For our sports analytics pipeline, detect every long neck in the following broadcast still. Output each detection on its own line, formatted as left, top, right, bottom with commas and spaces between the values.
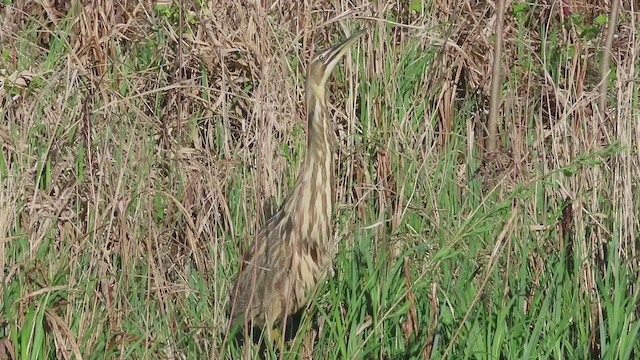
306, 88, 337, 165
304, 88, 336, 208
279, 87, 336, 247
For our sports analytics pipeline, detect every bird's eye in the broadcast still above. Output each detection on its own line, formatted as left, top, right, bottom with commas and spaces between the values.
318, 54, 326, 61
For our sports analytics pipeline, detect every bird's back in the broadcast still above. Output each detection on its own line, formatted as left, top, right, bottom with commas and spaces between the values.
230, 202, 332, 327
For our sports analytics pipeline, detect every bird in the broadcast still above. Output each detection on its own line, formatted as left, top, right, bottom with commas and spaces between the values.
229, 30, 365, 344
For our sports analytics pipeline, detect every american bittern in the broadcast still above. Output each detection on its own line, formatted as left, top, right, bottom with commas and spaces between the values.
230, 30, 365, 341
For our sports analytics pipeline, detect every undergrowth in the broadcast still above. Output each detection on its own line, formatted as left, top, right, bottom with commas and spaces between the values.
1, 1, 638, 359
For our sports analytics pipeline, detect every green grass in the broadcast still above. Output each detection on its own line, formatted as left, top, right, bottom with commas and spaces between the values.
1, 1, 639, 359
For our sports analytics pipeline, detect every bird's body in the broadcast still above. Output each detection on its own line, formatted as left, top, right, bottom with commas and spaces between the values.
230, 31, 364, 336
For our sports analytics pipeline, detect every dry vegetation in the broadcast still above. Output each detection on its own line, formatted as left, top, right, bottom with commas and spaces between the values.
1, 0, 639, 359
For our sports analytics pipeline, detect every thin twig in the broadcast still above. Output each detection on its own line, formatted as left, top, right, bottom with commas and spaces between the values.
487, 0, 506, 153
598, 0, 620, 116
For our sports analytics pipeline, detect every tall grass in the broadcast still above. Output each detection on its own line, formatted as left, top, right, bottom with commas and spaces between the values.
1, 1, 638, 359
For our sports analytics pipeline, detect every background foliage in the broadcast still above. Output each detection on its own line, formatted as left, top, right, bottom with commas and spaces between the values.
1, 0, 638, 359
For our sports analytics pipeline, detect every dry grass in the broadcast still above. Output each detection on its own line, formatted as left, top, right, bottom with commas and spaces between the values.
1, 0, 639, 358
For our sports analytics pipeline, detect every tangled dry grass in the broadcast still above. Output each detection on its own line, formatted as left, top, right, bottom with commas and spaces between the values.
1, 0, 638, 358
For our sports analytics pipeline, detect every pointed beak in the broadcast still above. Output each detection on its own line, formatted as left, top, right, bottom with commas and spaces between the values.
322, 30, 366, 68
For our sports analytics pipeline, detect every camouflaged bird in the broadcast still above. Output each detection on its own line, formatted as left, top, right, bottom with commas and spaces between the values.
229, 30, 365, 342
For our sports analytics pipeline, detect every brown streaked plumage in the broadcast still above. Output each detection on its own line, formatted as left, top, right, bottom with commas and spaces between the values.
230, 30, 365, 339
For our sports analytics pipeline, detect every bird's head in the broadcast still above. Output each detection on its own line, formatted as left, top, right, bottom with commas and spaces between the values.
307, 30, 365, 97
